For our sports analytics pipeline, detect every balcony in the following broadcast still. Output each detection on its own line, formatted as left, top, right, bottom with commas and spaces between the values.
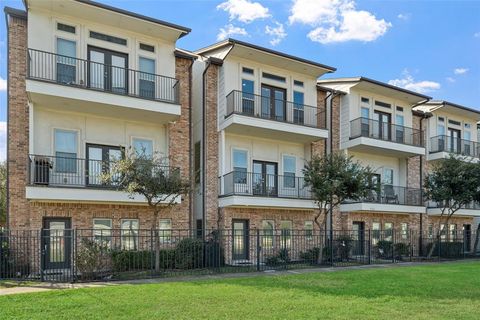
341, 184, 425, 214
218, 171, 316, 209
427, 200, 480, 216
429, 135, 480, 161
221, 90, 328, 143
346, 117, 425, 156
26, 49, 181, 123
26, 154, 180, 204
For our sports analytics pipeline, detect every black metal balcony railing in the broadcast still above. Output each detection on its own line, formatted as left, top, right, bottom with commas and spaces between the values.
430, 135, 480, 158
219, 171, 312, 199
345, 184, 423, 206
27, 48, 180, 104
350, 117, 424, 147
428, 200, 480, 210
226, 90, 326, 129
28, 154, 177, 188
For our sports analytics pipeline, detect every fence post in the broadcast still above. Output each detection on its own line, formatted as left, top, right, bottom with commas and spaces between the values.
368, 229, 371, 265
463, 229, 466, 259
150, 228, 154, 276
256, 229, 260, 272
392, 231, 395, 263
330, 231, 334, 267
40, 229, 45, 282
437, 235, 441, 262
70, 228, 76, 283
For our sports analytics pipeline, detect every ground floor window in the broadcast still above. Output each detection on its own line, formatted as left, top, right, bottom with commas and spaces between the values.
261, 220, 275, 249
304, 221, 314, 240
400, 223, 409, 240
384, 222, 393, 241
93, 218, 112, 247
449, 224, 457, 242
159, 219, 172, 243
372, 222, 381, 245
121, 219, 139, 250
280, 220, 292, 249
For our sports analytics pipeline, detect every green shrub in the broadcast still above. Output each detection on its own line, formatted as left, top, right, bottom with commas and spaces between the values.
265, 248, 290, 267
204, 231, 225, 268
76, 238, 111, 280
111, 249, 175, 272
335, 235, 354, 261
375, 240, 393, 258
174, 238, 203, 269
394, 243, 410, 256
426, 241, 463, 258
300, 247, 321, 263
265, 254, 281, 266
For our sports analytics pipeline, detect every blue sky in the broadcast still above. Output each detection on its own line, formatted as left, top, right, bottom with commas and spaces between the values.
1, 0, 480, 160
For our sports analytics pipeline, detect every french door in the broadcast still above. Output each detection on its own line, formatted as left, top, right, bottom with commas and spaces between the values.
447, 128, 461, 153
86, 144, 122, 186
352, 222, 365, 256
232, 220, 249, 261
373, 111, 391, 141
42, 218, 71, 270
88, 46, 128, 94
253, 161, 278, 197
261, 85, 286, 121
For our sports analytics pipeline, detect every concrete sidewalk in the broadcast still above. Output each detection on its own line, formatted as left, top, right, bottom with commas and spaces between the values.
1, 259, 476, 296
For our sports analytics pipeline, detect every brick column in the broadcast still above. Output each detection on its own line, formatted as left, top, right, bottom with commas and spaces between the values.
7, 14, 30, 229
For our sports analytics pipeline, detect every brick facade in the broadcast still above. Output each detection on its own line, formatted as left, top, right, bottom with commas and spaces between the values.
6, 16, 193, 231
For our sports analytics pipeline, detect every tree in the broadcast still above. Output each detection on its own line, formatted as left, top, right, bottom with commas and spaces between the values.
103, 148, 190, 271
0, 162, 6, 227
424, 156, 480, 257
303, 152, 376, 262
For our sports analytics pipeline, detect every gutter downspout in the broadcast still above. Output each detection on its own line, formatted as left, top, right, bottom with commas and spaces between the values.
187, 58, 194, 232
201, 59, 212, 235
418, 110, 432, 252
4, 11, 10, 229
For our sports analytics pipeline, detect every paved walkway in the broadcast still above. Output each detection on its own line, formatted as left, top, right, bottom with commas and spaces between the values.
1, 260, 476, 296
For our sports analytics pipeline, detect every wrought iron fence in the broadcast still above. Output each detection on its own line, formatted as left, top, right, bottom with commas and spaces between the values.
350, 117, 424, 147
1, 228, 478, 283
27, 48, 180, 104
226, 90, 326, 129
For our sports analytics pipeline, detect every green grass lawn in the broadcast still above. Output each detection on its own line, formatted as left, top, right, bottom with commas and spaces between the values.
1, 261, 479, 319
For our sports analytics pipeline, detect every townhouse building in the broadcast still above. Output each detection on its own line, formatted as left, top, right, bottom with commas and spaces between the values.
5, 0, 195, 243
192, 39, 340, 259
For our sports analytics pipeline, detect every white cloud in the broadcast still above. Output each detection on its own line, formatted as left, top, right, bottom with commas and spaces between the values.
446, 77, 456, 83
0, 77, 6, 92
454, 68, 468, 75
0, 122, 5, 162
288, 0, 391, 44
217, 24, 248, 41
397, 13, 411, 21
474, 32, 480, 38
217, 0, 270, 24
265, 22, 287, 46
388, 70, 440, 94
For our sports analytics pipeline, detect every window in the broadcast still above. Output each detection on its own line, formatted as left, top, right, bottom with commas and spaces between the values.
382, 168, 394, 185
261, 220, 274, 249
159, 219, 172, 243
384, 222, 393, 241
90, 31, 127, 45
57, 23, 75, 34
233, 149, 248, 184
242, 67, 254, 75
133, 138, 153, 158
121, 219, 139, 250
54, 129, 77, 173
241, 79, 255, 115
438, 117, 445, 135
56, 38, 76, 84
293, 91, 304, 124
139, 43, 155, 52
464, 130, 472, 155
400, 223, 409, 240
448, 119, 461, 126
194, 142, 201, 185
262, 72, 286, 83
375, 100, 391, 109
361, 97, 370, 104
395, 114, 405, 143
428, 224, 434, 239
372, 222, 381, 245
93, 219, 112, 246
449, 224, 457, 242
294, 80, 304, 87
396, 106, 404, 112
283, 155, 296, 188
139, 57, 156, 99
280, 220, 292, 249
440, 224, 446, 240
305, 221, 313, 240
360, 107, 370, 137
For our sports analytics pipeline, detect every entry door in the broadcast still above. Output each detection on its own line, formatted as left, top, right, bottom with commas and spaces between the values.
253, 161, 278, 197
86, 144, 122, 186
261, 85, 286, 121
232, 220, 249, 260
43, 218, 71, 269
373, 111, 391, 141
88, 46, 128, 94
463, 224, 471, 252
352, 222, 365, 256
448, 128, 461, 153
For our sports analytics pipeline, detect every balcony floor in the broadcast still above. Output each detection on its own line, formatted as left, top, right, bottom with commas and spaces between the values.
343, 136, 426, 157
219, 195, 317, 210
340, 202, 426, 214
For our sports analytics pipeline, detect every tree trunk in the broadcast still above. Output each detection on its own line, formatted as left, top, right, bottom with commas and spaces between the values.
472, 223, 480, 255
152, 209, 161, 273
314, 209, 327, 265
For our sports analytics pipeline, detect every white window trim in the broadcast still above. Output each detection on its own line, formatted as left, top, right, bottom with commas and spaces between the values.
282, 154, 297, 190
131, 136, 156, 156
382, 167, 394, 185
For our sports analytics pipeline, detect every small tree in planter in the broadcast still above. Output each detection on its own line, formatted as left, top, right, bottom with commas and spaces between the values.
424, 156, 480, 258
303, 152, 376, 264
103, 148, 190, 272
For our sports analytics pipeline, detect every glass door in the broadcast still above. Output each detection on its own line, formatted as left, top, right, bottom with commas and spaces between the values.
88, 46, 128, 94
448, 128, 461, 153
42, 218, 71, 269
253, 161, 278, 197
352, 222, 365, 256
373, 111, 391, 141
232, 220, 249, 261
86, 144, 122, 186
261, 85, 286, 121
